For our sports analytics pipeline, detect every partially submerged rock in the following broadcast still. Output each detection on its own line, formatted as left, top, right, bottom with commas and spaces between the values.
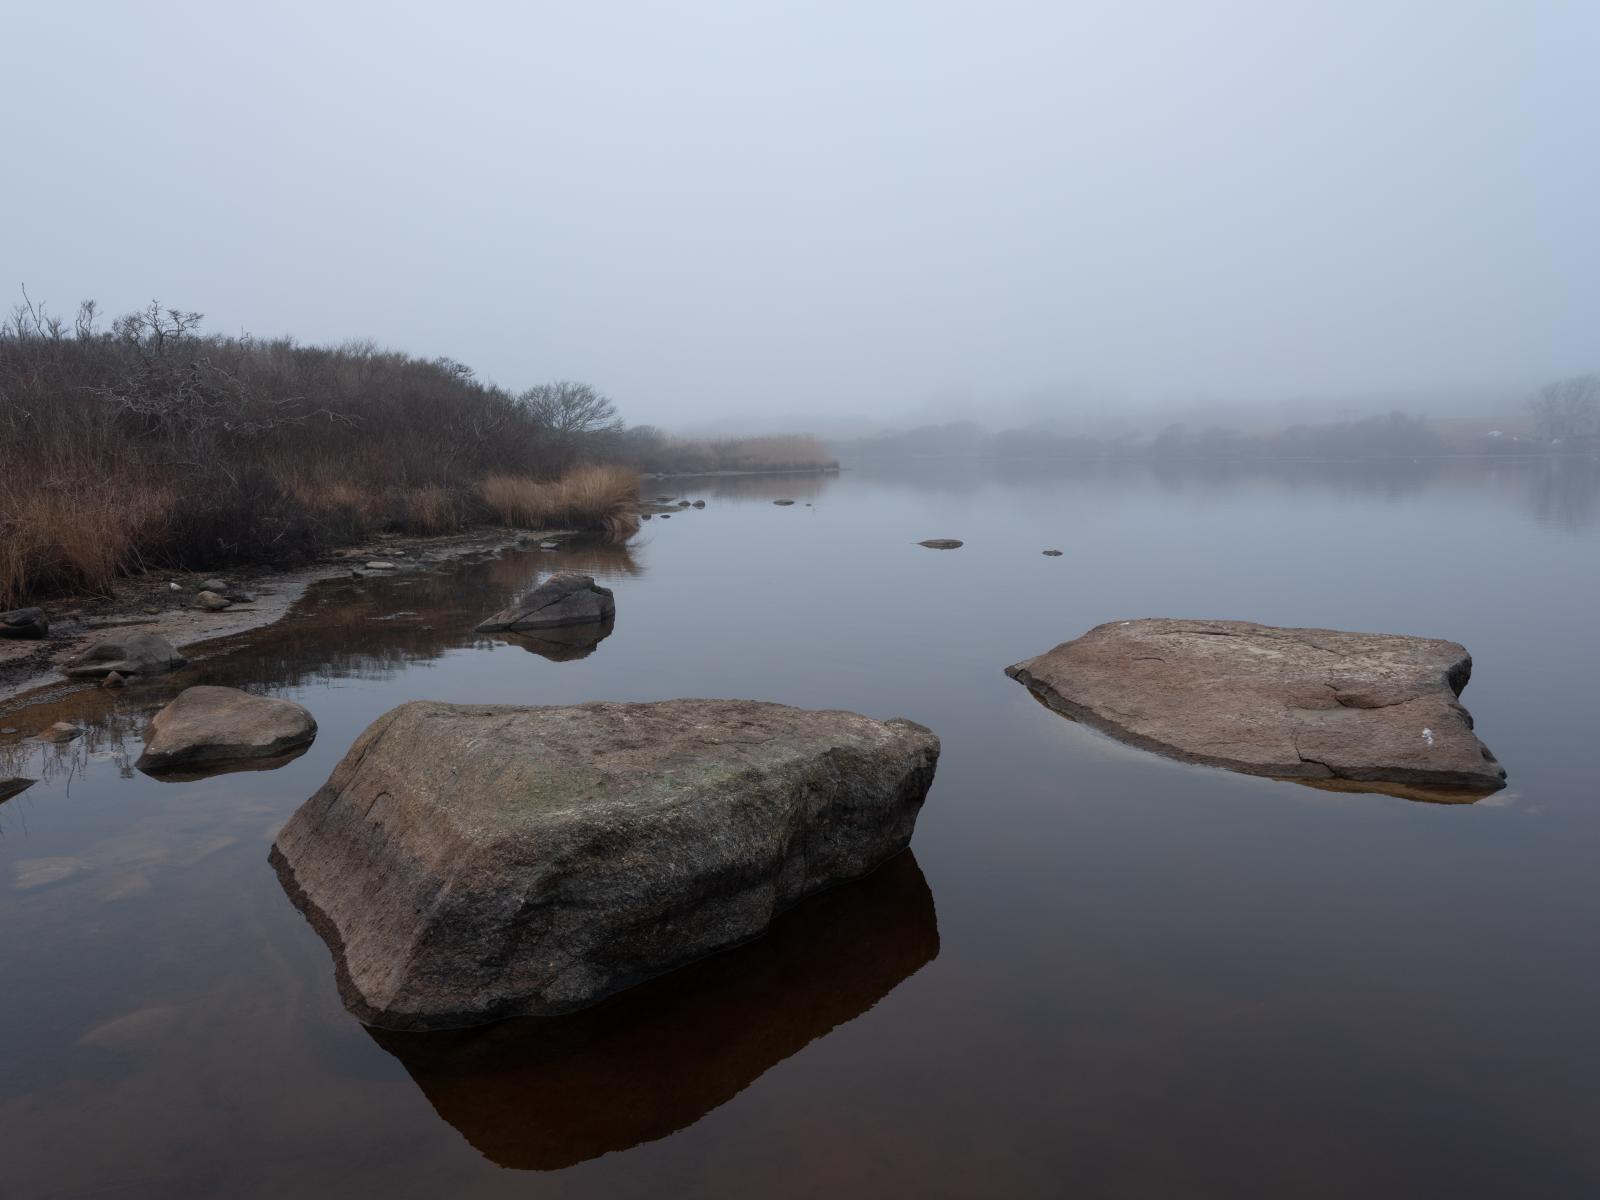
918, 538, 963, 549
1006, 619, 1505, 798
0, 777, 36, 804
41, 722, 81, 744
193, 590, 231, 612
773, 499, 795, 506
1042, 549, 1063, 557
476, 572, 614, 632
137, 685, 317, 775
1, 607, 49, 639
271, 698, 940, 1029
65, 633, 186, 679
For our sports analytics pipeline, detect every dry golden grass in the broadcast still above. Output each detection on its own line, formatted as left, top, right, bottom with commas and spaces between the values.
0, 479, 174, 606
287, 478, 386, 525
0, 464, 636, 608
476, 465, 640, 540
401, 484, 463, 535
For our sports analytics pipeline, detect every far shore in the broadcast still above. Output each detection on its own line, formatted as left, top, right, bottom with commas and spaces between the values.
642, 464, 842, 480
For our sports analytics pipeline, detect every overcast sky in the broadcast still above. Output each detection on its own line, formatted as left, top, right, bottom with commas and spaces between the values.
5, 1, 1596, 429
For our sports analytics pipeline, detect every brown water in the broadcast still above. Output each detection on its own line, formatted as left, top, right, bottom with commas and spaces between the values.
2, 458, 1598, 1198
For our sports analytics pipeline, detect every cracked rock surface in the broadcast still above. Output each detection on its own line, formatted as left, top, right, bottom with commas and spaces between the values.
271, 698, 940, 1029
1006, 619, 1505, 798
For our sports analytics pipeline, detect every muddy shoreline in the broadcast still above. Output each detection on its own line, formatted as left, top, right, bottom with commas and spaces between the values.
0, 527, 571, 709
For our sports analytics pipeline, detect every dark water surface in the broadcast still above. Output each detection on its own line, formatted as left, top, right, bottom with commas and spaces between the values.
2, 458, 1598, 1198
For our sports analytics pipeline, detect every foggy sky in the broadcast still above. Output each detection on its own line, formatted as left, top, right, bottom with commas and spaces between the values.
6, 1, 1597, 429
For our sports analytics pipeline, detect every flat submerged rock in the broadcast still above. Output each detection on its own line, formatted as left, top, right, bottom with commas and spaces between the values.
271, 698, 940, 1029
1006, 619, 1505, 799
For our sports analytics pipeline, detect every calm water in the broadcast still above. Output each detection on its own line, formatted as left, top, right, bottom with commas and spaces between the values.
2, 458, 1599, 1198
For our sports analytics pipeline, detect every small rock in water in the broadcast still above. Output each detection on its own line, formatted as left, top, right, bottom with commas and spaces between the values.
200, 578, 228, 593
918, 539, 963, 550
141, 605, 161, 615
641, 513, 654, 520
677, 500, 691, 508
0, 607, 49, 640
137, 685, 318, 774
193, 590, 231, 612
539, 541, 560, 551
1042, 549, 1063, 557
65, 633, 186, 679
168, 581, 182, 592
477, 572, 614, 632
773, 499, 795, 506
224, 590, 254, 604
692, 499, 706, 508
41, 722, 82, 743
366, 561, 396, 571
659, 514, 672, 519
102, 671, 127, 689
0, 777, 36, 803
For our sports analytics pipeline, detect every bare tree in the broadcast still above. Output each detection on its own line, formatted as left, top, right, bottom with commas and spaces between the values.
1531, 373, 1600, 441
519, 380, 622, 467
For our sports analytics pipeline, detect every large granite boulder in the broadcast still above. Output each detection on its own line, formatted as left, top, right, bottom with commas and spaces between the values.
271, 699, 940, 1029
1006, 619, 1506, 797
136, 686, 317, 774
1, 608, 48, 639
367, 850, 938, 1170
65, 632, 186, 679
476, 572, 614, 633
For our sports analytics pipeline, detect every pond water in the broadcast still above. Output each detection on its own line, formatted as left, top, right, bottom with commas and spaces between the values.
2, 457, 1598, 1198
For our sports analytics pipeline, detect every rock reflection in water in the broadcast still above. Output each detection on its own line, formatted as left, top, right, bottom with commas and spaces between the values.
500, 617, 614, 662
135, 743, 313, 783
367, 849, 938, 1171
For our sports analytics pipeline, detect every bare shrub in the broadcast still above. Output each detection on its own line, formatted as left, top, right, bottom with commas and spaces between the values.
0, 295, 640, 605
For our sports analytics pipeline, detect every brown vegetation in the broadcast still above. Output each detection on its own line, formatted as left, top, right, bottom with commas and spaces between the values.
475, 466, 640, 541
0, 297, 636, 607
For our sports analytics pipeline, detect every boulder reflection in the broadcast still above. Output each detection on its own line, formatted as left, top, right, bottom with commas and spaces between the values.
367, 849, 938, 1171
499, 617, 614, 662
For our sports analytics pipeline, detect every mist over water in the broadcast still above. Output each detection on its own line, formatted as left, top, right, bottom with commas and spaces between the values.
5, 3, 1600, 1195
6, 2, 1598, 427
3, 461, 1600, 1195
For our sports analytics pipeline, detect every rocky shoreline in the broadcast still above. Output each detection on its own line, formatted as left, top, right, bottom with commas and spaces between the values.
0, 527, 571, 708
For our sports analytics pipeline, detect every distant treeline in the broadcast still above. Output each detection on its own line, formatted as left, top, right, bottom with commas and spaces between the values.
0, 297, 638, 605
612, 429, 838, 475
844, 384, 1600, 464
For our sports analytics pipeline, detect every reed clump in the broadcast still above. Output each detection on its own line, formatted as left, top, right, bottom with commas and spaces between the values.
476, 465, 641, 540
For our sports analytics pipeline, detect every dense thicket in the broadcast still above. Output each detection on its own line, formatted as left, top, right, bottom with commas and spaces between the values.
0, 298, 635, 604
